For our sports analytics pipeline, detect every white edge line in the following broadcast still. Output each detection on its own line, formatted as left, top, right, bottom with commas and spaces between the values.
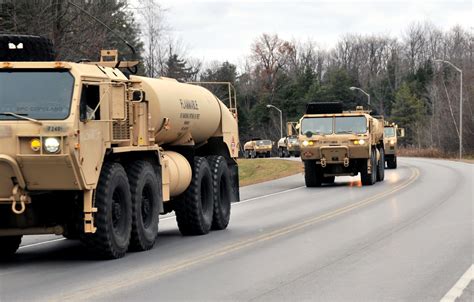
237, 186, 305, 205
18, 186, 305, 249
440, 264, 474, 302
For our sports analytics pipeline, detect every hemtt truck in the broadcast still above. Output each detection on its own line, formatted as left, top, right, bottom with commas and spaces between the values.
277, 122, 301, 157
0, 36, 240, 259
299, 102, 385, 187
384, 122, 404, 169
243, 139, 272, 158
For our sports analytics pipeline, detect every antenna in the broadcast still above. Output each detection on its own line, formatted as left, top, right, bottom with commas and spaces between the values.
67, 1, 137, 62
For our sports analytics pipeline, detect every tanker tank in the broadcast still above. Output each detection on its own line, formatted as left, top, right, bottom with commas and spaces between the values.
131, 76, 224, 145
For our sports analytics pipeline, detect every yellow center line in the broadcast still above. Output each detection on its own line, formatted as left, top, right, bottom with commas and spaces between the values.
52, 166, 420, 302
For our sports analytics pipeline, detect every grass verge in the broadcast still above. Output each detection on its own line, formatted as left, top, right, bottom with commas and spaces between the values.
238, 158, 303, 186
399, 148, 474, 164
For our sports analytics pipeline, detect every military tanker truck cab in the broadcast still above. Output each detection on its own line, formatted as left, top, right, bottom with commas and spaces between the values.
299, 102, 385, 187
384, 123, 405, 169
277, 136, 300, 157
277, 122, 301, 157
0, 44, 240, 259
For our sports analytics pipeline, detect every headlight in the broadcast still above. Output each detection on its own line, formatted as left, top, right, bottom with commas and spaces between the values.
353, 139, 366, 145
30, 139, 41, 152
390, 140, 395, 145
288, 144, 292, 147
44, 137, 60, 153
302, 140, 309, 146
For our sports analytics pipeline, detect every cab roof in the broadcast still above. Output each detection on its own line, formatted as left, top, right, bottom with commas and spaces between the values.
0, 61, 128, 81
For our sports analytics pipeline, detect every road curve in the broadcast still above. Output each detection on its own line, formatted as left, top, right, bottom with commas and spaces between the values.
0, 158, 472, 302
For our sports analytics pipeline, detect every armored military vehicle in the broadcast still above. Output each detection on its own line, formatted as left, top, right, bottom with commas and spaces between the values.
384, 122, 405, 169
299, 102, 385, 187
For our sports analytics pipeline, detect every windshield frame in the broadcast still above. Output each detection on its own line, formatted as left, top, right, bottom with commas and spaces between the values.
256, 140, 272, 146
301, 117, 333, 135
0, 69, 75, 121
384, 127, 396, 137
288, 137, 298, 143
301, 115, 368, 135
334, 116, 368, 135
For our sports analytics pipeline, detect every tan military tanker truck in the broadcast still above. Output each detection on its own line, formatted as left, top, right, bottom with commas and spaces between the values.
299, 102, 385, 187
243, 139, 272, 158
277, 136, 300, 157
383, 122, 405, 169
277, 122, 301, 157
0, 36, 240, 259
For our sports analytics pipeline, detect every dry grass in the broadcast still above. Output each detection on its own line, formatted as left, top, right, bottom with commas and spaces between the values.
238, 158, 303, 186
399, 148, 474, 164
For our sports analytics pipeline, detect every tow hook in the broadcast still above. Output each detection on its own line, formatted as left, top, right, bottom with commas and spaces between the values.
321, 157, 327, 168
10, 185, 30, 215
11, 199, 26, 215
343, 157, 350, 167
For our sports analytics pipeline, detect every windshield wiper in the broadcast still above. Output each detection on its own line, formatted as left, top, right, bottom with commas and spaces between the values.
0, 112, 43, 125
337, 130, 354, 134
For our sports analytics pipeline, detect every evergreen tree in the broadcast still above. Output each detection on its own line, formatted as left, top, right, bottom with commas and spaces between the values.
164, 54, 198, 82
391, 83, 427, 147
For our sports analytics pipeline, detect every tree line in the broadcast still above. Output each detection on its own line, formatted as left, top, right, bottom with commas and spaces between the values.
1, 0, 472, 154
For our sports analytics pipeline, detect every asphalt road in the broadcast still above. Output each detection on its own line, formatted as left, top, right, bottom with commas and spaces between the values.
0, 158, 472, 302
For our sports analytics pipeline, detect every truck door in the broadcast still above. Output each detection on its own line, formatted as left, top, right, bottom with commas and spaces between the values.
78, 82, 109, 186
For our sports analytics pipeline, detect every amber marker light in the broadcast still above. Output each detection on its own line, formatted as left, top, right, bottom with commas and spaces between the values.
30, 138, 41, 152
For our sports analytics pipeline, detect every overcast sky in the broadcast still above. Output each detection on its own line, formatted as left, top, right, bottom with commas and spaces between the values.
145, 0, 472, 63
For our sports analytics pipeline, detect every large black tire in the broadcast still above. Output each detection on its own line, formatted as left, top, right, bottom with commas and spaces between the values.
0, 236, 22, 257
0, 35, 55, 61
81, 162, 132, 259
63, 227, 80, 240
127, 161, 161, 252
278, 149, 283, 158
377, 148, 385, 181
361, 150, 377, 186
207, 156, 232, 230
387, 156, 397, 169
250, 150, 256, 159
175, 157, 214, 235
304, 160, 322, 187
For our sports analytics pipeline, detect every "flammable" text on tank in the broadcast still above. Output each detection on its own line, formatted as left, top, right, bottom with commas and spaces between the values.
180, 99, 199, 110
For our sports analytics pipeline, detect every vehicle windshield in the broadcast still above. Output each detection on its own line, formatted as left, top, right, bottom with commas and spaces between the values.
335, 116, 367, 134
0, 70, 74, 120
288, 137, 298, 144
256, 140, 271, 146
384, 127, 395, 137
301, 117, 332, 135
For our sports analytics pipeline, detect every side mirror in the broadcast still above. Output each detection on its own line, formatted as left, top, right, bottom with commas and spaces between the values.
131, 90, 145, 102
305, 131, 313, 138
398, 128, 405, 138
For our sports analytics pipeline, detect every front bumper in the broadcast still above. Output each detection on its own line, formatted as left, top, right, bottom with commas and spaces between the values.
300, 145, 370, 162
